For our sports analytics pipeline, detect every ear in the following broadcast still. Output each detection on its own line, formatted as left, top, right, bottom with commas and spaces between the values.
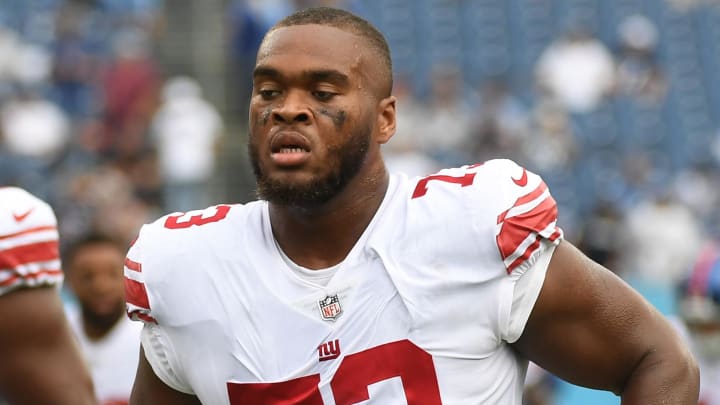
376, 95, 396, 144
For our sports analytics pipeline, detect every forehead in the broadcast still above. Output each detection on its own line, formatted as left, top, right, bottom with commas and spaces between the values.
256, 24, 370, 77
71, 243, 122, 262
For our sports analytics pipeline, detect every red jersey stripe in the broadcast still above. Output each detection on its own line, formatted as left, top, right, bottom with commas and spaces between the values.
515, 181, 548, 207
507, 236, 542, 273
497, 195, 558, 261
0, 225, 57, 241
497, 182, 549, 224
124, 277, 150, 309
0, 268, 63, 287
0, 241, 60, 269
548, 228, 563, 242
505, 227, 563, 273
125, 257, 142, 272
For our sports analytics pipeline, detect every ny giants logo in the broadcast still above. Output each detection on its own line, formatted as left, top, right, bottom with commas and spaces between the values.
318, 339, 341, 362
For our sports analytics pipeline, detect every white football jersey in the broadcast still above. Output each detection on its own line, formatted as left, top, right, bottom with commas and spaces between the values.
0, 187, 62, 296
67, 305, 143, 404
125, 159, 563, 404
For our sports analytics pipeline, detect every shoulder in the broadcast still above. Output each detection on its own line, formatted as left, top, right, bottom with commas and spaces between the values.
0, 187, 57, 231
124, 202, 263, 324
405, 159, 534, 201
402, 159, 551, 225
393, 159, 563, 274
132, 202, 258, 254
0, 187, 62, 296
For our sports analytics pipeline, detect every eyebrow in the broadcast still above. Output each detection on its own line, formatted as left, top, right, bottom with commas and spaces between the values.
253, 67, 350, 87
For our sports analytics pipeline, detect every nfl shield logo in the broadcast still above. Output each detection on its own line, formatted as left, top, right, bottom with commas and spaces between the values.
318, 294, 343, 321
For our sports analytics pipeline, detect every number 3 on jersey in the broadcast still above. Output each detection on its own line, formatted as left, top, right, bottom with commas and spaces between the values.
226, 340, 442, 404
164, 205, 232, 229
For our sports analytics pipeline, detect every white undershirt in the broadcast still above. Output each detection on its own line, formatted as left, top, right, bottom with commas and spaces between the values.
274, 240, 340, 287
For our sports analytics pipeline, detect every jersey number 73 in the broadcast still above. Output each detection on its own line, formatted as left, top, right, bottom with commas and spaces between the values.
226, 340, 442, 404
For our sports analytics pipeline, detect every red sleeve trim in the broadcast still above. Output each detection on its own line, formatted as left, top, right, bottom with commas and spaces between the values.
124, 277, 151, 309
0, 241, 60, 269
0, 268, 63, 287
496, 181, 560, 274
124, 257, 142, 272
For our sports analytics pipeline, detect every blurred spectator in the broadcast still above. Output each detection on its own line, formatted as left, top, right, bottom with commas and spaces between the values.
469, 78, 529, 163
0, 88, 70, 198
619, 189, 704, 284
615, 15, 667, 105
228, 0, 272, 116
101, 27, 160, 159
674, 242, 720, 404
55, 164, 152, 246
576, 199, 624, 270
535, 27, 615, 113
65, 232, 142, 405
0, 25, 51, 96
421, 66, 474, 167
150, 76, 223, 212
1, 88, 70, 164
51, 2, 103, 118
520, 99, 577, 173
673, 163, 720, 237
99, 0, 163, 33
122, 149, 163, 210
384, 75, 440, 177
665, 0, 720, 12
0, 25, 19, 90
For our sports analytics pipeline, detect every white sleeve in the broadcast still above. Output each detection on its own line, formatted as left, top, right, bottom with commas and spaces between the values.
502, 241, 556, 343
140, 323, 195, 395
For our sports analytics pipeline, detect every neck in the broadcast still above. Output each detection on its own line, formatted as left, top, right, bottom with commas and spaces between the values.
269, 168, 389, 270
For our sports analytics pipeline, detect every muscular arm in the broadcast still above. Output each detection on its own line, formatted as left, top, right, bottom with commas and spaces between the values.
512, 241, 699, 404
130, 347, 202, 405
0, 286, 97, 405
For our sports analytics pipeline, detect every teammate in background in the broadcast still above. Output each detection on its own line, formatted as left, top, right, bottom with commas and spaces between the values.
675, 242, 720, 405
65, 233, 143, 405
126, 7, 698, 404
0, 187, 97, 404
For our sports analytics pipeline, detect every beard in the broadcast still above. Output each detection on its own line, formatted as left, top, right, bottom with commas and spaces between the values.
82, 301, 124, 332
249, 123, 371, 208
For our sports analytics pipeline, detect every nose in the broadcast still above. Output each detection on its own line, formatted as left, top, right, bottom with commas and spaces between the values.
91, 273, 119, 296
272, 90, 310, 124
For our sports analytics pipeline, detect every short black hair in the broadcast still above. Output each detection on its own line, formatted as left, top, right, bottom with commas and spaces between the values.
270, 7, 393, 97
63, 232, 126, 270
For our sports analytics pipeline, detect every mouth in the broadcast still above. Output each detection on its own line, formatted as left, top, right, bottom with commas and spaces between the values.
270, 131, 312, 166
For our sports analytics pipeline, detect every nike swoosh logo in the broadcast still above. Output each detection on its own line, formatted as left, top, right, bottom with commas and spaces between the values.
512, 168, 528, 187
13, 207, 35, 222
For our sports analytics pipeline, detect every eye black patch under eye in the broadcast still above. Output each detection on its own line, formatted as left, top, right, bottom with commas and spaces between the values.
317, 108, 346, 128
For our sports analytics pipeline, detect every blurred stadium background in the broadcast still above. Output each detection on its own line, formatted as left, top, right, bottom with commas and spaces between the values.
1, 0, 719, 404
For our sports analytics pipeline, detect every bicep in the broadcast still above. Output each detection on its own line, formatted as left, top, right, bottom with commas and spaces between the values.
511, 240, 682, 393
131, 347, 201, 405
0, 286, 96, 405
